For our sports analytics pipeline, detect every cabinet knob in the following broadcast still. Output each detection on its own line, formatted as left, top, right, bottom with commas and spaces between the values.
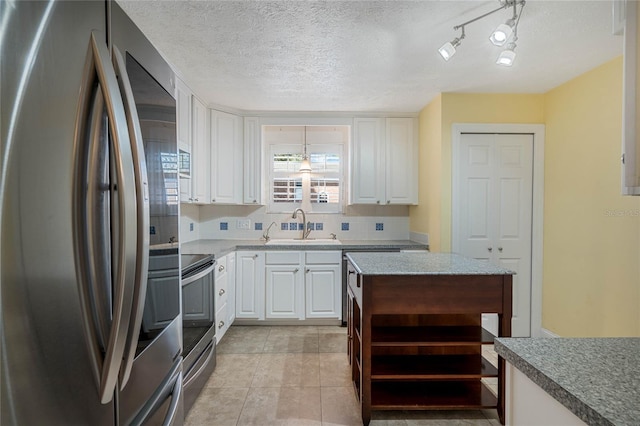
376, 200, 380, 204
348, 270, 355, 275
294, 268, 299, 273
253, 199, 257, 203
219, 288, 225, 296
488, 247, 493, 252
194, 198, 199, 202
305, 268, 310, 273
498, 247, 503, 252
189, 197, 193, 201
386, 200, 390, 204
212, 198, 216, 202
218, 265, 225, 272
253, 254, 258, 259
218, 321, 225, 329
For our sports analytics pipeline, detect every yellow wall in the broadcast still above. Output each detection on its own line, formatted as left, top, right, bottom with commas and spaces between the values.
411, 57, 640, 336
542, 57, 640, 336
410, 94, 442, 250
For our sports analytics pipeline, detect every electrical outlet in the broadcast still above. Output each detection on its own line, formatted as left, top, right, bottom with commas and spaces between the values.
237, 219, 251, 230
189, 222, 194, 232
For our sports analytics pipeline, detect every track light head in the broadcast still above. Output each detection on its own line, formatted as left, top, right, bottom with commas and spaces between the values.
490, 18, 515, 46
438, 36, 463, 61
496, 41, 517, 66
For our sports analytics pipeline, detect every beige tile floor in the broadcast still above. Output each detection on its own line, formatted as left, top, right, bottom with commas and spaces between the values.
185, 325, 502, 426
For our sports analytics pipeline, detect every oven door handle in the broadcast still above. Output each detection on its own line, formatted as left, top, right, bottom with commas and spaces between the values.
182, 261, 217, 286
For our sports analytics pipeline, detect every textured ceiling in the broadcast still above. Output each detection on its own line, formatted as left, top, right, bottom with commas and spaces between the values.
116, 0, 623, 113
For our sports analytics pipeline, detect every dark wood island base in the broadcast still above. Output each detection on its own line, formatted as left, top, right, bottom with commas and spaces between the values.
345, 253, 513, 426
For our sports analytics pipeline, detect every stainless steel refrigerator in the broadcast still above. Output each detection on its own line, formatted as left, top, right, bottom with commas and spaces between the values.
1, 1, 183, 424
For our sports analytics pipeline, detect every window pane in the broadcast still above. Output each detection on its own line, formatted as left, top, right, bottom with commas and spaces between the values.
310, 178, 340, 204
273, 153, 304, 173
273, 178, 302, 202
310, 153, 340, 173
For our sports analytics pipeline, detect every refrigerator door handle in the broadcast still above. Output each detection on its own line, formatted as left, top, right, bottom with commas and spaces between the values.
72, 31, 138, 404
111, 46, 151, 390
162, 371, 184, 426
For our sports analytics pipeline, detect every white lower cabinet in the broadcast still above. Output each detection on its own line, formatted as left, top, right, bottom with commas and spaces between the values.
263, 250, 341, 321
235, 251, 265, 320
265, 252, 304, 319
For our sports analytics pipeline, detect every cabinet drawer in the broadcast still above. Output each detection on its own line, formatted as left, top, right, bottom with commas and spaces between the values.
215, 303, 229, 342
305, 251, 341, 265
215, 255, 227, 278
265, 251, 301, 265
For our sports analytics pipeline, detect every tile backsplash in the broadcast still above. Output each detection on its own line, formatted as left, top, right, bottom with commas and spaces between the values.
180, 204, 411, 243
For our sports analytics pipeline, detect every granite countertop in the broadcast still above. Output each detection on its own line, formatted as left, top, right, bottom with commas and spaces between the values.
495, 337, 640, 426
180, 239, 428, 258
346, 252, 513, 275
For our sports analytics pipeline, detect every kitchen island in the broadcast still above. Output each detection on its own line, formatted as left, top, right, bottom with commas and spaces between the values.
345, 252, 514, 425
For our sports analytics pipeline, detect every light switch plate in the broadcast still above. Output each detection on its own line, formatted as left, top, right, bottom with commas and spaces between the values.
237, 219, 251, 230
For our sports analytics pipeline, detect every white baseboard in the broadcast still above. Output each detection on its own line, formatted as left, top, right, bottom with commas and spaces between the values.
540, 328, 560, 338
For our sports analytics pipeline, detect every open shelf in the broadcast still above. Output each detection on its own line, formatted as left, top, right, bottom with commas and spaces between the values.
371, 380, 497, 410
372, 326, 495, 347
371, 354, 497, 380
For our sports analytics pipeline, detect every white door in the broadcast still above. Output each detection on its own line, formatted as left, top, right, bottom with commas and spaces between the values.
455, 133, 533, 337
265, 265, 303, 319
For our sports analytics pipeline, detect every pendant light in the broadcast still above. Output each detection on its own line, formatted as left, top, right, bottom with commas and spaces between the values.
299, 126, 312, 173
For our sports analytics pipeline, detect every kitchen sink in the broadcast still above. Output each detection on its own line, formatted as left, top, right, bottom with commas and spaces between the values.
265, 238, 341, 245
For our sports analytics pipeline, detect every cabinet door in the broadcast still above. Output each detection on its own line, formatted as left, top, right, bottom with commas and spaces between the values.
243, 117, 262, 204
305, 265, 341, 319
235, 252, 265, 319
385, 117, 417, 204
191, 96, 210, 203
175, 78, 192, 203
266, 265, 304, 319
210, 110, 243, 204
623, 1, 640, 195
351, 118, 385, 204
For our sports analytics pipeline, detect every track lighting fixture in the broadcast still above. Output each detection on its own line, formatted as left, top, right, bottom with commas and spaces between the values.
496, 40, 517, 66
438, 34, 464, 61
438, 0, 525, 66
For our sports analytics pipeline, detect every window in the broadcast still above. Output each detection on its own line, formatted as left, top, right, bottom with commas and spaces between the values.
265, 126, 347, 213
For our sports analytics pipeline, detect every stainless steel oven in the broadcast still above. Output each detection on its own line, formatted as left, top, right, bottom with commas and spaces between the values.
181, 254, 217, 413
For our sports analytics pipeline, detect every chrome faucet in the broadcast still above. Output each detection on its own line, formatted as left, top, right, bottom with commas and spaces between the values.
262, 221, 277, 242
292, 208, 311, 239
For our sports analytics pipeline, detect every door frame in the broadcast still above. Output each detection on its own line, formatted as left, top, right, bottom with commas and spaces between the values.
452, 123, 545, 337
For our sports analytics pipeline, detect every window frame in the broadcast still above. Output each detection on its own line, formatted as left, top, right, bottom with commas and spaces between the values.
265, 129, 346, 214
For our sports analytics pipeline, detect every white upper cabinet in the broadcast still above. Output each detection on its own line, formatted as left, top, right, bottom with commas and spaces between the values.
243, 117, 262, 204
191, 96, 210, 204
210, 110, 243, 204
385, 118, 418, 204
350, 117, 418, 204
175, 78, 192, 203
351, 118, 385, 204
623, 0, 640, 195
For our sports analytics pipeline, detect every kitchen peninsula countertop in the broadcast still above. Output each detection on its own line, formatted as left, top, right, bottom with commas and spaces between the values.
346, 252, 513, 275
495, 337, 640, 426
180, 239, 428, 258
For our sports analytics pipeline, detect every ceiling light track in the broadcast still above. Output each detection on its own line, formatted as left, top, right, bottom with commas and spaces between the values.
438, 0, 526, 66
